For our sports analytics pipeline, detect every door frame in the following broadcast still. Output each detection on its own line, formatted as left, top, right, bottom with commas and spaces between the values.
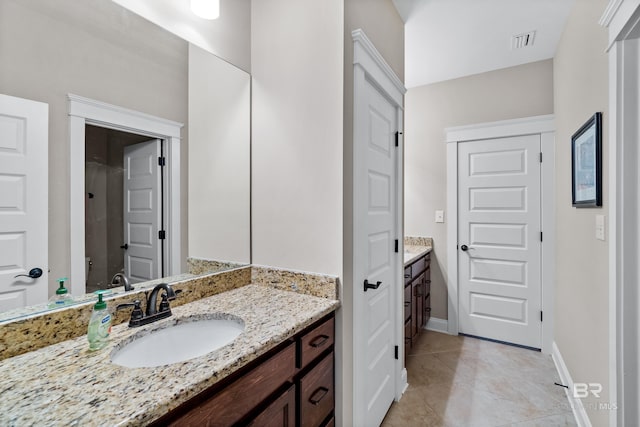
445, 115, 556, 354
68, 94, 183, 296
601, 1, 640, 424
352, 28, 406, 425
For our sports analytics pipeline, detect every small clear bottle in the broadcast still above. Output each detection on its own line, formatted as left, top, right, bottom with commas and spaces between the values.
47, 277, 74, 308
87, 290, 112, 351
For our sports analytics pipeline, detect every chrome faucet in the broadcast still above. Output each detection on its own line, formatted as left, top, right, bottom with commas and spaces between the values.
111, 272, 134, 291
117, 283, 181, 327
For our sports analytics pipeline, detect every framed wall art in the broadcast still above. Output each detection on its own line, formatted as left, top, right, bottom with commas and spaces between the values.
571, 112, 602, 207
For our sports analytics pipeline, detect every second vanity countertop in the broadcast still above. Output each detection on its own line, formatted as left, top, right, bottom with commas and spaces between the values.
0, 284, 339, 427
404, 244, 432, 266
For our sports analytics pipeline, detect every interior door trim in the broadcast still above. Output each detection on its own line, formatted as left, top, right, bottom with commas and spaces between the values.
445, 114, 556, 354
68, 94, 183, 296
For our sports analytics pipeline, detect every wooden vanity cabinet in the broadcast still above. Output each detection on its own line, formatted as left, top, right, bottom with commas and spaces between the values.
153, 313, 335, 427
404, 252, 431, 357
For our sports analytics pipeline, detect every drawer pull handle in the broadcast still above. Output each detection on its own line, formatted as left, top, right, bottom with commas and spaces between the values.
309, 387, 329, 405
404, 274, 411, 279
426, 307, 432, 312
309, 335, 330, 348
404, 301, 410, 307
426, 280, 432, 284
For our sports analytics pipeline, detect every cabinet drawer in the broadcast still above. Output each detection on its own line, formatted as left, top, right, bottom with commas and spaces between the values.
404, 266, 412, 285
248, 384, 296, 427
404, 285, 411, 322
300, 352, 334, 427
168, 342, 296, 427
299, 316, 334, 369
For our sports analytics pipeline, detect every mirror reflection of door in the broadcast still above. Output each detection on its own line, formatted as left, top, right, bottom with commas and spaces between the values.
85, 126, 164, 293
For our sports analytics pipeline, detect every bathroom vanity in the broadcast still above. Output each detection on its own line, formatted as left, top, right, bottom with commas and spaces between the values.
0, 283, 338, 426
153, 314, 335, 426
404, 246, 431, 358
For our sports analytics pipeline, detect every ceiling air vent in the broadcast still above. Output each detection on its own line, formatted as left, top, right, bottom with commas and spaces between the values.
512, 31, 536, 49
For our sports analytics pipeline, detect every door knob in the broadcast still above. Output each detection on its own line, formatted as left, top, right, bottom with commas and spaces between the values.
120, 243, 129, 250
460, 244, 469, 252
364, 279, 382, 292
14, 268, 43, 279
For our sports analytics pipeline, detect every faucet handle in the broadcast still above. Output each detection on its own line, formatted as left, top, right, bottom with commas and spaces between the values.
158, 294, 171, 313
168, 289, 182, 301
116, 300, 144, 322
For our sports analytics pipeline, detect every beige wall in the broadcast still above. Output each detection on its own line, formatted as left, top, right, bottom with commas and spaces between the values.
112, 0, 251, 72
404, 60, 554, 320
250, 0, 344, 276
553, 0, 610, 425
0, 0, 188, 295
188, 44, 251, 264
341, 1, 404, 424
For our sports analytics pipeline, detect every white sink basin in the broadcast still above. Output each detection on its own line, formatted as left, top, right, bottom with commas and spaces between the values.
111, 316, 244, 368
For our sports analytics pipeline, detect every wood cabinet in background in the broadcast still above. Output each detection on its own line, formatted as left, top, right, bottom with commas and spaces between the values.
404, 252, 431, 359
152, 313, 336, 427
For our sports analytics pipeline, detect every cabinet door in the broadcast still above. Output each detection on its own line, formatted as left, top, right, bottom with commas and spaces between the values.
404, 285, 412, 322
415, 275, 424, 335
167, 343, 296, 427
249, 385, 296, 427
411, 274, 424, 339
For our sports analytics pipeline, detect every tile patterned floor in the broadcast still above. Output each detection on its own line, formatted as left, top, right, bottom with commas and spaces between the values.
381, 331, 577, 427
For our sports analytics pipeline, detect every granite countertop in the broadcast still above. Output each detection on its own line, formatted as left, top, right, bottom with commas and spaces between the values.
404, 244, 432, 266
0, 285, 339, 427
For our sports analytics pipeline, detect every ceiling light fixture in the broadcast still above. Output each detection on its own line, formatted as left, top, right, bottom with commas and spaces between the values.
191, 0, 220, 20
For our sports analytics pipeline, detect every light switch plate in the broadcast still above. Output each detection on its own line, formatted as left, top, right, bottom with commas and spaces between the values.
595, 215, 605, 241
435, 210, 445, 223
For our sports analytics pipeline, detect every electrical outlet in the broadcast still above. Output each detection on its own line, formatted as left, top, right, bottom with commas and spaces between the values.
595, 215, 606, 241
435, 210, 445, 223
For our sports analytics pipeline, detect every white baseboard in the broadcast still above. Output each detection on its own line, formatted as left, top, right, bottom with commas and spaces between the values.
552, 342, 592, 427
424, 317, 449, 333
399, 367, 408, 396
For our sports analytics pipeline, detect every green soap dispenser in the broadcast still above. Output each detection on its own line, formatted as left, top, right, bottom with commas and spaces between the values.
47, 277, 73, 308
88, 290, 112, 351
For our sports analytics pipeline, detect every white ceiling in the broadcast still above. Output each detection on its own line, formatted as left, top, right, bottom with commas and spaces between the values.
394, 0, 575, 88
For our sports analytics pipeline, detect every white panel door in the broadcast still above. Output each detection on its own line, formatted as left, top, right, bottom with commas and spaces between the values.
0, 94, 48, 311
458, 135, 541, 348
356, 77, 398, 426
123, 140, 161, 283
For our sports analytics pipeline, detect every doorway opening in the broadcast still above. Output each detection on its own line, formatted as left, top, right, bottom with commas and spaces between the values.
84, 125, 165, 293
68, 94, 183, 297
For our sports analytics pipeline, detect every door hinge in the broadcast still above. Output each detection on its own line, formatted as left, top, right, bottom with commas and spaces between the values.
158, 230, 166, 240
395, 131, 402, 147
394, 345, 399, 360
540, 311, 543, 322
539, 152, 543, 163
540, 231, 543, 242
394, 239, 399, 253
158, 156, 166, 167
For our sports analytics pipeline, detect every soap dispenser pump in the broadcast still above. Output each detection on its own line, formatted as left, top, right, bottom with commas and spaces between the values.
88, 290, 112, 351
47, 277, 73, 308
